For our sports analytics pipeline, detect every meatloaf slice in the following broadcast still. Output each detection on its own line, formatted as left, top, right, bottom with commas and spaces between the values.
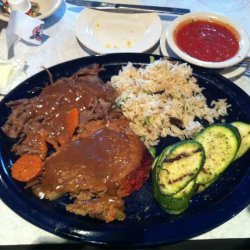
32, 118, 152, 222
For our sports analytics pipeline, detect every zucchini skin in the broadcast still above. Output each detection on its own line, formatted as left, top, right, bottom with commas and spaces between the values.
195, 123, 241, 185
195, 178, 217, 193
231, 122, 250, 160
151, 156, 159, 169
157, 140, 205, 196
154, 145, 174, 168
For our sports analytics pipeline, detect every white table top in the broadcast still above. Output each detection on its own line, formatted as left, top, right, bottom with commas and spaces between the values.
0, 0, 250, 246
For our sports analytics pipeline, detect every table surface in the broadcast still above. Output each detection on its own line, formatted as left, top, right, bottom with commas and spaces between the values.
0, 0, 250, 247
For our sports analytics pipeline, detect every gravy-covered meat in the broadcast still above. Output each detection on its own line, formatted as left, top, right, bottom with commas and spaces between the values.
33, 119, 151, 222
2, 65, 152, 222
35, 126, 143, 196
2, 64, 117, 150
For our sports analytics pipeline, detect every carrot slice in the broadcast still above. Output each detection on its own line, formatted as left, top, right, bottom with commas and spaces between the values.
56, 108, 79, 147
11, 154, 43, 182
66, 107, 79, 137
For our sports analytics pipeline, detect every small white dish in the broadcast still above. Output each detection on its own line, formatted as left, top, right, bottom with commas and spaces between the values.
75, 8, 162, 54
0, 0, 63, 21
160, 30, 247, 79
166, 12, 250, 69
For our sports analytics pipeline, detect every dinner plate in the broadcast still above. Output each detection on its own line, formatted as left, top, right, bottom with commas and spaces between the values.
0, 53, 250, 247
160, 29, 248, 79
75, 9, 162, 54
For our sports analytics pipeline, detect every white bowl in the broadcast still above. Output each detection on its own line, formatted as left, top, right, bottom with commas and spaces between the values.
160, 29, 248, 79
0, 0, 63, 21
166, 12, 250, 69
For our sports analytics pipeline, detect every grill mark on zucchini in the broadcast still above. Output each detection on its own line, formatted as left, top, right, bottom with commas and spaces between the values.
167, 172, 195, 185
153, 165, 196, 215
164, 148, 202, 163
201, 168, 208, 174
157, 140, 205, 196
161, 149, 202, 186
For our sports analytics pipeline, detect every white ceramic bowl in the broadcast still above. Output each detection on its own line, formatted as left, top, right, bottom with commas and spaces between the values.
166, 12, 250, 69
36, 0, 62, 20
0, 0, 63, 21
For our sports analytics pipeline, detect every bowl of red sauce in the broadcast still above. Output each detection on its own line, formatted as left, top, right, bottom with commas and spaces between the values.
166, 12, 250, 68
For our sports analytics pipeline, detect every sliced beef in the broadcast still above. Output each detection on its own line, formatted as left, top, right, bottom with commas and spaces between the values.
12, 131, 48, 160
2, 64, 118, 150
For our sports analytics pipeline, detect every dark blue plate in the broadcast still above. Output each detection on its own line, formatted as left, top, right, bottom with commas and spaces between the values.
0, 53, 250, 247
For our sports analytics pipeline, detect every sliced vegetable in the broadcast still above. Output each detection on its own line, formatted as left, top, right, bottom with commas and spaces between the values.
152, 122, 250, 215
66, 107, 79, 137
196, 124, 240, 185
11, 154, 43, 182
162, 180, 196, 214
157, 140, 205, 195
231, 122, 250, 160
58, 108, 79, 146
153, 164, 195, 214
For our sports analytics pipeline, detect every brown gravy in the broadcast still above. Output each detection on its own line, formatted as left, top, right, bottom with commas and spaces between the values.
33, 127, 144, 198
30, 75, 116, 145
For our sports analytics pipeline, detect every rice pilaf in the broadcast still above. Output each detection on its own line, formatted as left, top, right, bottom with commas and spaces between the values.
108, 59, 229, 147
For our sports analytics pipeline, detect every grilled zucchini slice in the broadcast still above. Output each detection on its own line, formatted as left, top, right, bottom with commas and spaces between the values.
196, 124, 240, 185
231, 122, 250, 160
153, 164, 196, 214
157, 140, 205, 196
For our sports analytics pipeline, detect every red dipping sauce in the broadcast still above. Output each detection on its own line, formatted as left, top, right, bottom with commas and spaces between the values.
174, 19, 240, 62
